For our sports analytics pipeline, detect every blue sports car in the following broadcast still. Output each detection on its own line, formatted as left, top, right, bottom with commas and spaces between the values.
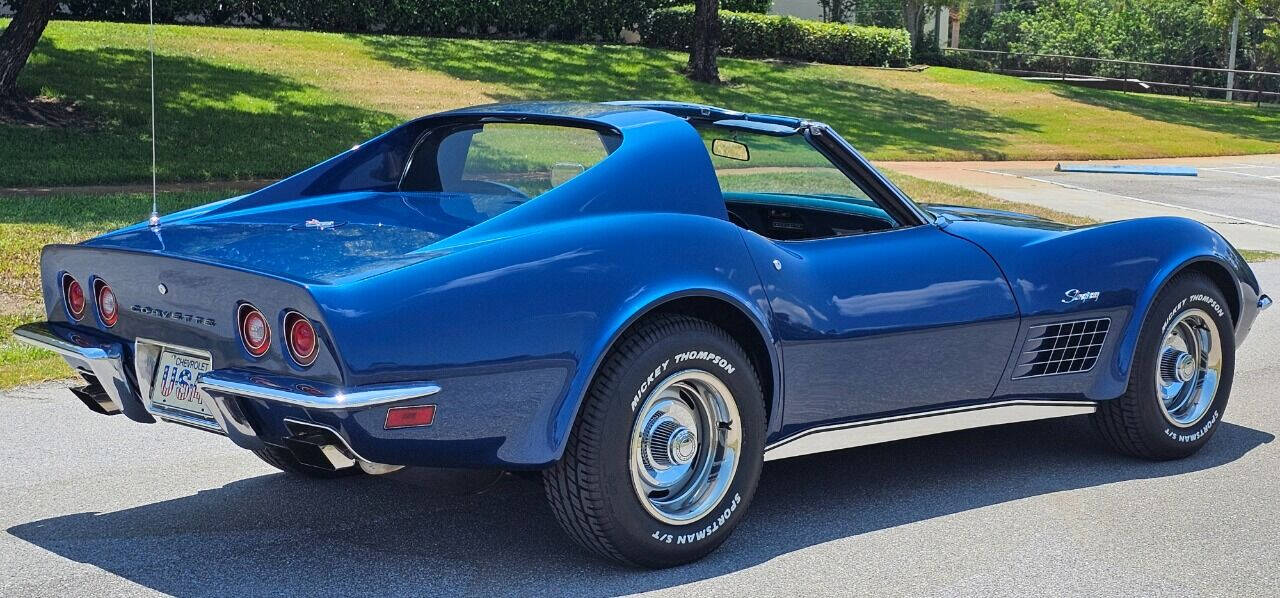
15, 101, 1270, 567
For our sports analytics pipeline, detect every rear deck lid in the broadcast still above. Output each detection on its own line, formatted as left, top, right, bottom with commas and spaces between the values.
86, 191, 522, 284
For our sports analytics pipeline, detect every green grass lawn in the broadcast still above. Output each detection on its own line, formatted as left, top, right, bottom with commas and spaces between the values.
0, 192, 225, 387
1240, 249, 1280, 263
2, 20, 1278, 388
3, 20, 1279, 187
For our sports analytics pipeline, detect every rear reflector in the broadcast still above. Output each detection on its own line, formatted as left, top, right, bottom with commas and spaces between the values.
385, 405, 436, 429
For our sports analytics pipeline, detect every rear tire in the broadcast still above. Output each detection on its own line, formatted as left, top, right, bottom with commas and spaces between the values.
253, 445, 362, 479
543, 314, 766, 568
1093, 272, 1235, 460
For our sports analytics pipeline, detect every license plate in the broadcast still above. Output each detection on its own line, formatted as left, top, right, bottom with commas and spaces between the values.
150, 349, 214, 418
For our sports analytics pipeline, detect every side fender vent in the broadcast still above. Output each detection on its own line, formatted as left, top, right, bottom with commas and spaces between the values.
1013, 318, 1110, 379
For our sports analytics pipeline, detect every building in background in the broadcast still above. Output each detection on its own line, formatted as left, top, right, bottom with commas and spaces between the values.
770, 0, 825, 21
771, 1, 956, 49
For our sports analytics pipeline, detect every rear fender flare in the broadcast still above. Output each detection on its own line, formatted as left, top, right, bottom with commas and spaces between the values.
547, 287, 781, 460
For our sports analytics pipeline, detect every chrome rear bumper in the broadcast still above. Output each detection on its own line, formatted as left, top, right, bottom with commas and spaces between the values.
13, 322, 148, 422
196, 370, 440, 410
12, 322, 440, 459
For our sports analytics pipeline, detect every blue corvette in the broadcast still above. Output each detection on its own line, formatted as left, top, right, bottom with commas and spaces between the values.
15, 101, 1270, 567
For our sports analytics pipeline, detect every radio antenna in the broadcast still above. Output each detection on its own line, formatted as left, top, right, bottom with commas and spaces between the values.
147, 0, 160, 228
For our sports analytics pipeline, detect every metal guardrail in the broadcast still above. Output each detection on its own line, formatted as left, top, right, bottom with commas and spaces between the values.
942, 48, 1280, 105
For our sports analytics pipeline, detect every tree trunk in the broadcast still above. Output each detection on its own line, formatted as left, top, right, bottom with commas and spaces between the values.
687, 0, 720, 84
901, 1, 925, 52
0, 0, 59, 98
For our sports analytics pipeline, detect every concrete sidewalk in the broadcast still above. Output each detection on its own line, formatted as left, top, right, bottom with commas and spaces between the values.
879, 154, 1280, 253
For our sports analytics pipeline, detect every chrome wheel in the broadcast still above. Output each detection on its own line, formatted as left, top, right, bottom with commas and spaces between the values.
1156, 308, 1222, 428
630, 369, 742, 525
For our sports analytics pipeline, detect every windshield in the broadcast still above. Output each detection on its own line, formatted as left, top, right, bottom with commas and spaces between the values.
695, 124, 881, 208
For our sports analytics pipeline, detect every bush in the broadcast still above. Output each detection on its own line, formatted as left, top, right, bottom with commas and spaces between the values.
977, 0, 1236, 78
13, 0, 669, 40
719, 0, 772, 12
640, 5, 911, 67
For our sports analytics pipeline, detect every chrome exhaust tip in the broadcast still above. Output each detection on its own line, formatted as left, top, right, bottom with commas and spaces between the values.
281, 419, 401, 473
69, 381, 122, 415
282, 431, 357, 471
358, 461, 404, 475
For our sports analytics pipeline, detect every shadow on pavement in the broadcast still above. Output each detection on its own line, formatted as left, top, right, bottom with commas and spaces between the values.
8, 416, 1271, 595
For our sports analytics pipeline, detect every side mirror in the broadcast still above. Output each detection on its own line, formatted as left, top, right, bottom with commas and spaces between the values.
711, 139, 750, 161
550, 162, 586, 187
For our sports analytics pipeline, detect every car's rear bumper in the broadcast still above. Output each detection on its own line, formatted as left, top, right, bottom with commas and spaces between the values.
13, 321, 444, 471
195, 369, 441, 463
14, 322, 154, 422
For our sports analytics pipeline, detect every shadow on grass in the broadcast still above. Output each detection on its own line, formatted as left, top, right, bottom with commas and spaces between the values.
2, 39, 400, 187
1052, 85, 1280, 143
7, 416, 1270, 594
355, 36, 1036, 159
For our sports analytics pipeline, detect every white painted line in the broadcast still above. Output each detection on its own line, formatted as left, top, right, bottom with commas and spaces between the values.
973, 169, 1280, 230
1202, 168, 1280, 181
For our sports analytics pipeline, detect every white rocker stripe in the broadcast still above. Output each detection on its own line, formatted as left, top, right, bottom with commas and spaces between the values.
763, 400, 1098, 461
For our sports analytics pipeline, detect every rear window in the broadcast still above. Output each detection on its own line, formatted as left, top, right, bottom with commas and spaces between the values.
402, 123, 619, 199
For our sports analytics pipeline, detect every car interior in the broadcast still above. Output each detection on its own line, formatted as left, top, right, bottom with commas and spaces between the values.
703, 128, 899, 241
724, 194, 897, 241
342, 119, 904, 242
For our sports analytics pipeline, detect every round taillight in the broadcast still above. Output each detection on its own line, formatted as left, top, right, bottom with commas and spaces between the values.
63, 275, 85, 321
285, 311, 317, 366
94, 280, 118, 327
238, 304, 270, 357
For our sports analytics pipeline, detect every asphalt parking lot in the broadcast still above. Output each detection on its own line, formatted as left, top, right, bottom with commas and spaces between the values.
994, 158, 1280, 227
1, 260, 1277, 597
882, 154, 1280, 253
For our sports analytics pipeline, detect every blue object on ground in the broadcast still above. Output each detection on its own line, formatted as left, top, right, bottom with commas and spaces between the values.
1055, 163, 1198, 176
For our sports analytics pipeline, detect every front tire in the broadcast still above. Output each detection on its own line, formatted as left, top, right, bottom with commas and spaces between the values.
1094, 272, 1235, 460
543, 314, 766, 568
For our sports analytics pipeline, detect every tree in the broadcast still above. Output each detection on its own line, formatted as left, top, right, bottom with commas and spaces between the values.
687, 0, 721, 83
1208, 0, 1280, 70
902, 1, 928, 48
820, 0, 859, 23
0, 0, 59, 98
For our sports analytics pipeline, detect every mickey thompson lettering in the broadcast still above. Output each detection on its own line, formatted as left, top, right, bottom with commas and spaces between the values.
630, 351, 739, 411
673, 350, 736, 374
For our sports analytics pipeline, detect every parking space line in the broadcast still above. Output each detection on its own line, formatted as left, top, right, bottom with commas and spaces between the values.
1202, 167, 1280, 181
974, 169, 1280, 230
